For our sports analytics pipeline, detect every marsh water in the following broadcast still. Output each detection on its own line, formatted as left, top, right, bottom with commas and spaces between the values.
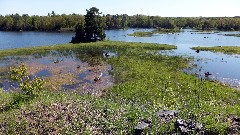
0, 49, 114, 93
1, 29, 240, 88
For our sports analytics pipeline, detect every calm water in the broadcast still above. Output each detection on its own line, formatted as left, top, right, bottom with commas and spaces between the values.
0, 31, 74, 50
1, 29, 240, 87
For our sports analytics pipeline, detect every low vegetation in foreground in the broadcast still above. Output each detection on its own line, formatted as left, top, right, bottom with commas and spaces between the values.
192, 46, 240, 54
0, 41, 240, 134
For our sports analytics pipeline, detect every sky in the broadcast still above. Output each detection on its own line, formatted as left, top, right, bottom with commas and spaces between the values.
0, 0, 239, 17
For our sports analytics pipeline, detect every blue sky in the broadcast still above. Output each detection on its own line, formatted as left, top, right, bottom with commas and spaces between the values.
0, 0, 239, 17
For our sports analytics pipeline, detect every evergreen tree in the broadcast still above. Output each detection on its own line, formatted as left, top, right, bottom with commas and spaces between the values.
85, 7, 105, 41
71, 7, 106, 43
72, 22, 85, 42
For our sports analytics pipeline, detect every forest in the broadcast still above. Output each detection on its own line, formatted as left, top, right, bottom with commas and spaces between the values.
0, 11, 240, 31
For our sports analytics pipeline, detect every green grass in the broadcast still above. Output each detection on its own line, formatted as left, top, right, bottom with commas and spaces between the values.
192, 46, 240, 54
0, 41, 176, 58
0, 41, 240, 134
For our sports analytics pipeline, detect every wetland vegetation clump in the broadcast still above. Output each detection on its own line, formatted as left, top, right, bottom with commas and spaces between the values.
128, 28, 181, 37
128, 31, 153, 37
0, 41, 240, 134
153, 28, 182, 34
192, 46, 240, 54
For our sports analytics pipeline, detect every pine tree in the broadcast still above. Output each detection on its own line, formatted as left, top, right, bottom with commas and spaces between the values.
71, 7, 106, 43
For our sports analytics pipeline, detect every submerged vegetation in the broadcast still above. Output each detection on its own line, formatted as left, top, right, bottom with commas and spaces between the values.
0, 41, 240, 134
192, 46, 240, 54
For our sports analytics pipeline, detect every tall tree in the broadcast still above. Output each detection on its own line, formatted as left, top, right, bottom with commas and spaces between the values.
84, 7, 106, 41
71, 7, 106, 43
72, 22, 85, 42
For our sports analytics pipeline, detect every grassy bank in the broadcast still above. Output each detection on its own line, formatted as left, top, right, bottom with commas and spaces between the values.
0, 41, 240, 134
192, 46, 240, 54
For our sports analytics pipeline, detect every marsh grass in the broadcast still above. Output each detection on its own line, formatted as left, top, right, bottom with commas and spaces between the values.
128, 28, 181, 37
192, 46, 240, 54
128, 31, 153, 37
0, 41, 240, 134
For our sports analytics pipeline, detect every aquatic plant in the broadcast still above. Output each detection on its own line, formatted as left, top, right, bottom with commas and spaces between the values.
192, 46, 240, 54
9, 63, 44, 97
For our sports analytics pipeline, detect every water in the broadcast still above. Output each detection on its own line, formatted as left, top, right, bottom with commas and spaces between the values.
1, 29, 240, 87
0, 31, 74, 50
0, 50, 114, 93
106, 29, 240, 88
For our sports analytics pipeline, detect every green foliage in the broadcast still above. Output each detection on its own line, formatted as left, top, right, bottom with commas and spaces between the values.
0, 13, 84, 31
9, 63, 44, 97
9, 63, 27, 81
73, 22, 86, 42
71, 7, 106, 43
1, 12, 240, 31
85, 7, 106, 41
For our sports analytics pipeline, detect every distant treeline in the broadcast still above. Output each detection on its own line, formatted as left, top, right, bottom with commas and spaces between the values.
1, 12, 240, 31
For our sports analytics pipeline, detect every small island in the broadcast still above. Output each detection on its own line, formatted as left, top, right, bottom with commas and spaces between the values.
128, 28, 182, 37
